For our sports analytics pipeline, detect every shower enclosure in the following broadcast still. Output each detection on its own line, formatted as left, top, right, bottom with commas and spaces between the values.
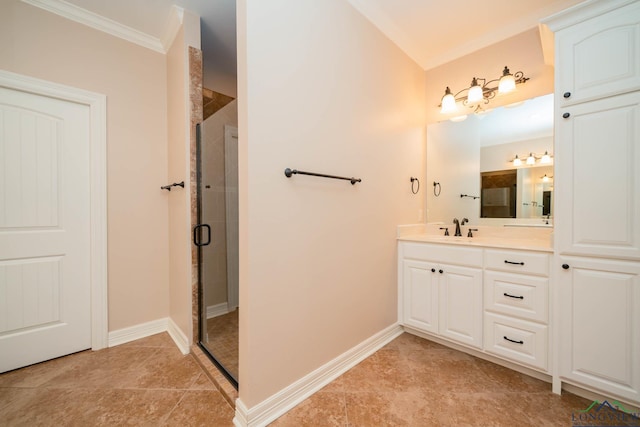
195, 103, 239, 387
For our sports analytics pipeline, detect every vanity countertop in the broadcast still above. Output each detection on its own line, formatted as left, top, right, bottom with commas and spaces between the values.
398, 233, 553, 252
397, 223, 553, 253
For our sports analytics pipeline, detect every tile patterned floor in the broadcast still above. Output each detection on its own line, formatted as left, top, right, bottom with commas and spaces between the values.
2, 332, 638, 426
271, 333, 640, 427
0, 333, 235, 426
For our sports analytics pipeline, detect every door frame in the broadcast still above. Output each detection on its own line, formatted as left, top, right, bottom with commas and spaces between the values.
0, 70, 108, 350
224, 125, 239, 312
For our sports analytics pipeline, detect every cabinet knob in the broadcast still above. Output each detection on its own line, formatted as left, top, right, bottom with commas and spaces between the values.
563, 91, 571, 98
431, 268, 436, 273
562, 112, 571, 119
562, 264, 570, 270
438, 269, 443, 274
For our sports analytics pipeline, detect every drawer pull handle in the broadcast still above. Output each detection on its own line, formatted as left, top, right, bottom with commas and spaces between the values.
504, 260, 525, 265
431, 268, 436, 273
504, 293, 524, 300
504, 336, 524, 345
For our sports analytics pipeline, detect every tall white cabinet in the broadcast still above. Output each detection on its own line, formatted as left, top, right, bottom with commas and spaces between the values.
545, 0, 640, 405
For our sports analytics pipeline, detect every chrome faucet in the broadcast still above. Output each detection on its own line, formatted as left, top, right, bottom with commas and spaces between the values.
453, 217, 468, 237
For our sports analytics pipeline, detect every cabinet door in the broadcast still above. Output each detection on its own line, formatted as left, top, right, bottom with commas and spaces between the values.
402, 260, 438, 334
558, 256, 640, 404
439, 264, 483, 349
556, 1, 640, 105
556, 92, 640, 260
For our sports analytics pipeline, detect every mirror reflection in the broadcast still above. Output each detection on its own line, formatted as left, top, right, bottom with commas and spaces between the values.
426, 93, 554, 225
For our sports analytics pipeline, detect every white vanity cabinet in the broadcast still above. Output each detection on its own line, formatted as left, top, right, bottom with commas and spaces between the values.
398, 241, 552, 370
399, 242, 483, 349
545, 0, 640, 405
483, 249, 550, 371
557, 256, 640, 404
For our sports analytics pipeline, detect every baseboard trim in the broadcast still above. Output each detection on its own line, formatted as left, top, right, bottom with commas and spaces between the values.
167, 317, 190, 355
233, 323, 403, 427
108, 318, 168, 347
107, 317, 190, 355
561, 382, 640, 413
207, 302, 230, 319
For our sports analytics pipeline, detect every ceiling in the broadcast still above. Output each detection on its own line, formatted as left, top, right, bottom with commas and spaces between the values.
59, 0, 584, 91
347, 0, 584, 70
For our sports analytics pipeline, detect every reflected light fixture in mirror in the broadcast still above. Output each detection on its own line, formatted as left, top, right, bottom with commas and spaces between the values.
526, 153, 536, 165
541, 151, 551, 164
510, 150, 553, 166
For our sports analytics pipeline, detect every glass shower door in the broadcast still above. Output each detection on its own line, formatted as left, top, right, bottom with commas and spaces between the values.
196, 122, 239, 387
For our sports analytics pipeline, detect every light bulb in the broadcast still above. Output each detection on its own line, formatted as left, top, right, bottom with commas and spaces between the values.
542, 174, 549, 183
498, 66, 516, 93
467, 78, 484, 104
513, 155, 522, 166
541, 151, 551, 164
440, 87, 457, 114
526, 153, 536, 165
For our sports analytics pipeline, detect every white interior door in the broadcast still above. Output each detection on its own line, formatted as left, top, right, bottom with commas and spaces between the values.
0, 84, 91, 373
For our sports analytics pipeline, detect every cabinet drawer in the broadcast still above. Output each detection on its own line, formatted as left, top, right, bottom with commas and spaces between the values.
484, 249, 549, 276
401, 242, 483, 267
484, 313, 548, 371
484, 271, 548, 323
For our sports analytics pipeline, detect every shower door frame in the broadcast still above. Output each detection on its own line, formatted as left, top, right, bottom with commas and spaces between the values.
195, 123, 239, 389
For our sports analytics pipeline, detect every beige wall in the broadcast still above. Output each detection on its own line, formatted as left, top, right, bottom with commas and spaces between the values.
238, 0, 426, 408
425, 28, 554, 124
0, 0, 170, 331
166, 26, 192, 340
166, 11, 201, 343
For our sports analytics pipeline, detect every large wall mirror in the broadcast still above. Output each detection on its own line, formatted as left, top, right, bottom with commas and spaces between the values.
426, 93, 554, 226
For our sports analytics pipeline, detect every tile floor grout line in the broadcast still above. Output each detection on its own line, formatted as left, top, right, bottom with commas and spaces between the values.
156, 388, 190, 426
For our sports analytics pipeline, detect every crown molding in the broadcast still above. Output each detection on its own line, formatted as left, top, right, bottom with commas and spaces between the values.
542, 0, 638, 32
162, 5, 184, 51
21, 0, 167, 53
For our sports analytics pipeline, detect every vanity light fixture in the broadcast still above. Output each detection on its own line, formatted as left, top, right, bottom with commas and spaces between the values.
540, 151, 551, 164
526, 153, 536, 165
510, 151, 553, 167
541, 174, 553, 182
439, 66, 529, 115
